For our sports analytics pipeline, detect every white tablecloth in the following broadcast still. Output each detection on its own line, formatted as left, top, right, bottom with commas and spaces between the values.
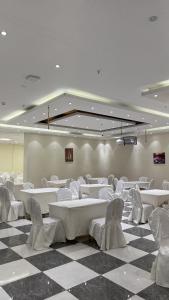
123, 181, 150, 190
47, 179, 68, 188
20, 188, 59, 214
80, 184, 112, 197
49, 198, 108, 239
14, 183, 24, 200
140, 189, 169, 207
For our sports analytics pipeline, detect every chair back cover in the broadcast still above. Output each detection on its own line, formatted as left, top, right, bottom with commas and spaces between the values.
41, 177, 48, 187
77, 176, 86, 184
70, 181, 80, 199
148, 178, 154, 189
108, 174, 115, 186
57, 188, 72, 201
103, 198, 126, 250
27, 198, 43, 225
115, 180, 124, 193
162, 180, 169, 190
0, 186, 10, 222
128, 188, 143, 224
50, 175, 59, 181
120, 176, 128, 182
23, 182, 34, 189
149, 207, 169, 245
99, 187, 114, 201
113, 177, 118, 188
5, 180, 15, 202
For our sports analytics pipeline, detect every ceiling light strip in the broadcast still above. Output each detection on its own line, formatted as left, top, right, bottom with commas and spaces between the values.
0, 123, 70, 134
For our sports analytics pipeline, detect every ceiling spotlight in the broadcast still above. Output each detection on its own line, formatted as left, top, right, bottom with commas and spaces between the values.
68, 102, 72, 105
110, 111, 113, 114
142, 117, 144, 120
54, 108, 58, 111
91, 106, 94, 110
1, 30, 7, 36
78, 115, 81, 118
154, 94, 158, 98
55, 64, 60, 69
43, 112, 46, 115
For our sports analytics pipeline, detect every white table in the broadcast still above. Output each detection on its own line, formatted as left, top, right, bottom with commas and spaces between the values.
80, 184, 112, 197
123, 181, 150, 190
140, 189, 169, 207
87, 177, 108, 184
49, 198, 108, 240
47, 179, 68, 188
20, 188, 59, 214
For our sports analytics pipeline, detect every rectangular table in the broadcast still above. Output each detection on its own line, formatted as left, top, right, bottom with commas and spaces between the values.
47, 179, 68, 188
20, 188, 59, 214
80, 184, 112, 197
49, 198, 108, 240
140, 189, 169, 207
123, 181, 150, 190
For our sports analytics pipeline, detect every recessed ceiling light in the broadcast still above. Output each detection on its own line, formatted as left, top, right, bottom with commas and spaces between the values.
43, 112, 46, 115
142, 117, 144, 120
154, 94, 158, 98
127, 114, 130, 117
68, 102, 72, 105
55, 64, 60, 68
149, 16, 158, 22
33, 116, 36, 119
1, 30, 7, 36
110, 111, 113, 114
91, 106, 94, 110
96, 118, 99, 121
65, 119, 68, 122
78, 115, 81, 118
54, 108, 58, 111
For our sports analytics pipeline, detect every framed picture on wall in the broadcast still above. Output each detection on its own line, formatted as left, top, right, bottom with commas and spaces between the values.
153, 152, 165, 164
65, 148, 73, 162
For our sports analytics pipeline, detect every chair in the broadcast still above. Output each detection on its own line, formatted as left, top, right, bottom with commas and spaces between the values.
149, 208, 169, 287
70, 181, 80, 200
139, 176, 149, 182
120, 176, 128, 182
27, 198, 65, 250
77, 176, 86, 184
5, 180, 16, 202
89, 197, 126, 250
0, 186, 24, 222
113, 177, 118, 189
148, 178, 154, 189
128, 188, 153, 224
0, 176, 4, 184
50, 175, 59, 181
23, 182, 34, 189
115, 180, 124, 194
162, 180, 169, 190
108, 174, 115, 187
84, 174, 92, 183
65, 178, 73, 188
57, 188, 72, 201
99, 187, 115, 201
41, 177, 49, 187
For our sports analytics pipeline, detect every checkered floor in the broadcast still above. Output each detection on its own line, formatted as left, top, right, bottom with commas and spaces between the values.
0, 202, 169, 300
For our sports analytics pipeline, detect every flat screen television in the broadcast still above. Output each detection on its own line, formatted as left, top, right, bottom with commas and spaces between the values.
153, 152, 165, 164
123, 136, 137, 145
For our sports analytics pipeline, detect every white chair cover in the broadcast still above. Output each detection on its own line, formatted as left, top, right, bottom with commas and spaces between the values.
120, 176, 128, 182
41, 177, 49, 187
50, 175, 59, 181
162, 180, 169, 190
113, 177, 118, 188
70, 181, 80, 200
89, 198, 126, 250
0, 186, 24, 222
139, 176, 149, 182
149, 208, 169, 287
77, 176, 86, 184
57, 188, 72, 202
148, 178, 154, 189
5, 180, 15, 202
115, 180, 124, 194
99, 187, 115, 201
0, 176, 4, 184
0, 186, 10, 222
84, 174, 92, 183
128, 188, 153, 224
27, 198, 66, 250
108, 174, 115, 187
23, 182, 34, 189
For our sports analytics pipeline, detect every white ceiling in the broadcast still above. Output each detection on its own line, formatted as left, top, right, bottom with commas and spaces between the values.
0, 0, 169, 139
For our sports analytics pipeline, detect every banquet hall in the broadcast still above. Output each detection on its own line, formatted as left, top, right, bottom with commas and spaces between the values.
0, 0, 169, 299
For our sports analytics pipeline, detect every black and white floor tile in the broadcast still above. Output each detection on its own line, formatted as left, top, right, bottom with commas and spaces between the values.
0, 202, 169, 300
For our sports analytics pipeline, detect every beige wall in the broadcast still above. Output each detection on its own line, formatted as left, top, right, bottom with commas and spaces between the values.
0, 143, 24, 173
24, 132, 169, 188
